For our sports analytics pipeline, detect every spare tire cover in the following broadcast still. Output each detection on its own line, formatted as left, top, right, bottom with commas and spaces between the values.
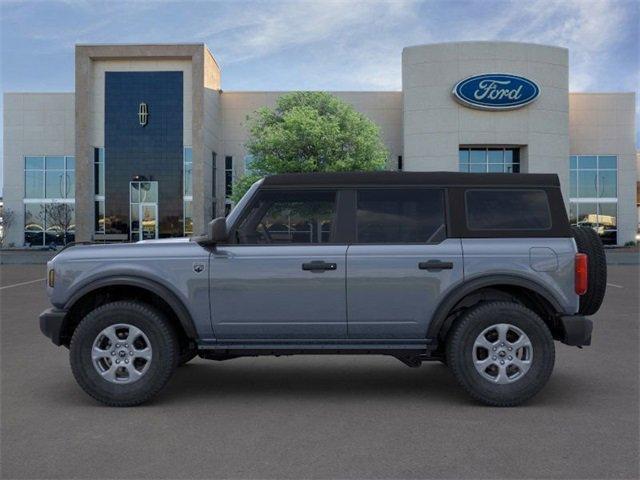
571, 226, 607, 315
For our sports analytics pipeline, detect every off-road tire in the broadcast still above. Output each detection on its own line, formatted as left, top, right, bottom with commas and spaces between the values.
446, 301, 555, 407
571, 225, 607, 315
70, 301, 179, 407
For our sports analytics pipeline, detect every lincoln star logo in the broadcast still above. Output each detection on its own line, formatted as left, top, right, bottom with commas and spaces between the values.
138, 102, 149, 126
452, 74, 540, 110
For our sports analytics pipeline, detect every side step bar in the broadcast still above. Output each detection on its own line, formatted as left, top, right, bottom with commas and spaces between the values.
195, 340, 440, 366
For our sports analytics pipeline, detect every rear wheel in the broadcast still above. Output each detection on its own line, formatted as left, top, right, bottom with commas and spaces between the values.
446, 301, 555, 407
70, 301, 179, 407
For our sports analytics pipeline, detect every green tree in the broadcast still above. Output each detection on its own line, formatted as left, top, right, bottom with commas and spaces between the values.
231, 92, 388, 202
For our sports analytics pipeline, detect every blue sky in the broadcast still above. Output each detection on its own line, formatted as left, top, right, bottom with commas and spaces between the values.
1, 0, 638, 192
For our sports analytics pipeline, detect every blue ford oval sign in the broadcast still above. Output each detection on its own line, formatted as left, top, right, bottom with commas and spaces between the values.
452, 73, 540, 110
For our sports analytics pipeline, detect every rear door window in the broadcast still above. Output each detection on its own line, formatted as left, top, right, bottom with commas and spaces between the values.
356, 188, 446, 243
465, 189, 551, 230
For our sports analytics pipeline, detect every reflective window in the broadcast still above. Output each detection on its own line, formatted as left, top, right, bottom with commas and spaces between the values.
25, 171, 44, 198
184, 147, 193, 197
24, 204, 44, 233
25, 156, 44, 170
211, 151, 217, 201
94, 148, 105, 196
95, 201, 105, 233
24, 203, 75, 247
236, 190, 336, 244
24, 155, 74, 200
24, 155, 75, 246
45, 156, 65, 170
184, 200, 193, 236
356, 189, 446, 243
225, 156, 233, 197
459, 148, 520, 173
569, 155, 618, 244
466, 190, 551, 230
129, 181, 158, 241
45, 170, 65, 198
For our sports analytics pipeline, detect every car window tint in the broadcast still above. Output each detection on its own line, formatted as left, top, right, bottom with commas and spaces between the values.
465, 189, 551, 230
356, 189, 446, 243
237, 190, 336, 244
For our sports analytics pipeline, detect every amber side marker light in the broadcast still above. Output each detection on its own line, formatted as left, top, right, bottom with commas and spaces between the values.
48, 269, 55, 288
575, 253, 588, 295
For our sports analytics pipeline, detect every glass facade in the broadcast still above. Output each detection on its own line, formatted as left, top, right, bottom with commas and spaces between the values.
183, 147, 193, 236
569, 155, 618, 244
225, 156, 233, 197
130, 181, 158, 241
211, 151, 217, 221
459, 148, 520, 173
104, 71, 183, 238
94, 147, 105, 234
24, 155, 75, 246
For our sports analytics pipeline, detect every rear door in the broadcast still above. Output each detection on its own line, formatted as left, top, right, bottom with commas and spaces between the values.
210, 188, 348, 339
346, 188, 463, 339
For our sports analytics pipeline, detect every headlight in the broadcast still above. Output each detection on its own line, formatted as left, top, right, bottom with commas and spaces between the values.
48, 269, 55, 288
635, 232, 640, 241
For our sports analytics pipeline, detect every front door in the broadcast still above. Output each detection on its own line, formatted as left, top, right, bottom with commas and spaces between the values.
210, 189, 347, 339
346, 188, 464, 339
130, 181, 158, 241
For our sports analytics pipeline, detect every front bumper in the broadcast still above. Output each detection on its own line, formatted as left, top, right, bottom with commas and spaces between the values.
558, 315, 593, 346
39, 308, 68, 346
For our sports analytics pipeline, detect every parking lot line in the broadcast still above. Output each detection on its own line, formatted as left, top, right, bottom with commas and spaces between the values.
607, 282, 623, 288
0, 278, 45, 290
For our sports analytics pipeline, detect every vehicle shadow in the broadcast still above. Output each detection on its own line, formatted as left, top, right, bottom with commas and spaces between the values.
161, 358, 467, 404
46, 357, 587, 408
159, 358, 590, 407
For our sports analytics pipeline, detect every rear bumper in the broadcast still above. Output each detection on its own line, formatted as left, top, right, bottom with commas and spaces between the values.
39, 308, 67, 346
558, 315, 593, 346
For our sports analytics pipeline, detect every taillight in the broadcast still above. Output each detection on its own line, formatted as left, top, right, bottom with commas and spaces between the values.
575, 253, 588, 295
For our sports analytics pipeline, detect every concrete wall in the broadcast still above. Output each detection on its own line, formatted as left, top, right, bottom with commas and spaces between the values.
2, 93, 75, 246
202, 48, 223, 223
402, 41, 570, 200
569, 92, 637, 244
75, 44, 209, 242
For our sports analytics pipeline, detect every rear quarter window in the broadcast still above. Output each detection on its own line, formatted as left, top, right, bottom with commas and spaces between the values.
465, 189, 551, 230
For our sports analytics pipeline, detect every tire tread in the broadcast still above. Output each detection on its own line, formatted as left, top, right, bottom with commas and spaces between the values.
69, 300, 178, 407
446, 301, 555, 407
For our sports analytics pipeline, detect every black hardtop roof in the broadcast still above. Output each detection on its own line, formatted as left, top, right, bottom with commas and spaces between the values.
262, 171, 560, 187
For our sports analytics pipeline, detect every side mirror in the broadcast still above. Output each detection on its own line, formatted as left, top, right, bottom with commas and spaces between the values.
208, 217, 228, 244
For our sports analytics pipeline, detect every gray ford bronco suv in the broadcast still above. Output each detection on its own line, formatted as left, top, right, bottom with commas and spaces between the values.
40, 172, 606, 407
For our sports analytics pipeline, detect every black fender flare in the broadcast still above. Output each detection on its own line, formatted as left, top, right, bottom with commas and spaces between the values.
426, 274, 564, 341
64, 275, 198, 339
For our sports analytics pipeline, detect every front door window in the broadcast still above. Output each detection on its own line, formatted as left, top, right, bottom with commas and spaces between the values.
129, 181, 158, 241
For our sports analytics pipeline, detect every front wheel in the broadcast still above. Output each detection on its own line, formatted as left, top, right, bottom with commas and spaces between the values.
70, 301, 179, 407
446, 301, 555, 407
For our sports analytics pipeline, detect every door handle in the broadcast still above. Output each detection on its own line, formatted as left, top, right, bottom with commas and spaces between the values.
302, 261, 337, 272
418, 260, 453, 271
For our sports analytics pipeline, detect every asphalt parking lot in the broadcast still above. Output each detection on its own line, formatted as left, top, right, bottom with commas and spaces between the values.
1, 264, 638, 479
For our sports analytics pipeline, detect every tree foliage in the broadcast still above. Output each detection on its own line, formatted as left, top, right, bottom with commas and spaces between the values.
231, 92, 388, 202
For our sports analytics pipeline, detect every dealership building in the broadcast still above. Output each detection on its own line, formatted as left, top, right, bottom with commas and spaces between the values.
2, 41, 637, 246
